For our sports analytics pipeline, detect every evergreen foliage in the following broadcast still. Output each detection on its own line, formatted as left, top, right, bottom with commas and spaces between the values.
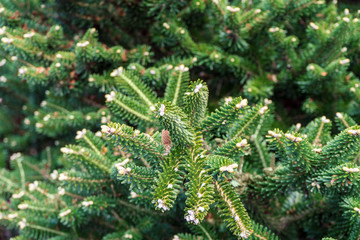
1, 0, 360, 239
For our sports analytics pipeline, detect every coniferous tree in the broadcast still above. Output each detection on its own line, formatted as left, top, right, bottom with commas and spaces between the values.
1, 0, 360, 239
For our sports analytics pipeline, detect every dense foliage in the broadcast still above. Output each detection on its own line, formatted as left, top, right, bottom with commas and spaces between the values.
1, 0, 360, 239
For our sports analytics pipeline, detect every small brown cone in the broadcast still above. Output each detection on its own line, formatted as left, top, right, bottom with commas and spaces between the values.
162, 129, 172, 155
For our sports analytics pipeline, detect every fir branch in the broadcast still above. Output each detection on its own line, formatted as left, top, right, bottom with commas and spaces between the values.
112, 161, 157, 191
214, 180, 253, 238
321, 126, 360, 165
154, 102, 195, 147
80, 131, 109, 163
202, 96, 248, 136
183, 80, 209, 127
230, 103, 269, 139
112, 67, 156, 108
61, 145, 111, 174
198, 224, 213, 240
106, 91, 153, 123
164, 66, 190, 106
152, 155, 182, 211
15, 157, 26, 191
25, 223, 70, 237
213, 137, 249, 159
116, 199, 165, 216
249, 221, 279, 240
335, 112, 356, 132
252, 136, 267, 169
206, 155, 237, 174
103, 123, 165, 166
